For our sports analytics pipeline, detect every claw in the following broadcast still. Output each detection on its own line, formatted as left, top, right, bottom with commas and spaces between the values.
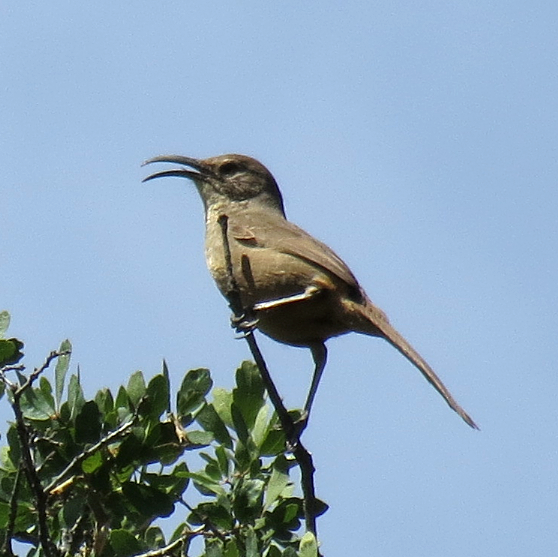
230, 313, 259, 336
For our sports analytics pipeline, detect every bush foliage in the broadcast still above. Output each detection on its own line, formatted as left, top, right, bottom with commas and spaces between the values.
0, 311, 321, 557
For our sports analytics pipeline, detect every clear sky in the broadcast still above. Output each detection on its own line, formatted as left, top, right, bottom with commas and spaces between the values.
2, 1, 558, 555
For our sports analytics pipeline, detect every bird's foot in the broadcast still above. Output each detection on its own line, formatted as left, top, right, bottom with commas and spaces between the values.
231, 312, 259, 337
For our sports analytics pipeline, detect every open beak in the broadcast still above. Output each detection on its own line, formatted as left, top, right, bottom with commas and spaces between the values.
142, 155, 213, 183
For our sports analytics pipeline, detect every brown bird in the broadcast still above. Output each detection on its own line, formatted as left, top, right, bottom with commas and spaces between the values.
143, 154, 478, 429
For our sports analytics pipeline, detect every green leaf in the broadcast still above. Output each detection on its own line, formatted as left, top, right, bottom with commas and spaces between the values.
140, 419, 188, 465
202, 460, 222, 483
233, 361, 265, 428
145, 461, 189, 498
245, 527, 258, 557
186, 430, 213, 446
197, 403, 233, 448
252, 404, 270, 447
184, 472, 226, 497
0, 501, 34, 532
0, 311, 10, 337
260, 415, 286, 456
6, 426, 21, 466
199, 451, 218, 465
264, 545, 282, 557
60, 496, 85, 530
206, 539, 225, 557
215, 445, 231, 477
282, 548, 298, 557
212, 387, 234, 426
170, 522, 189, 543
0, 501, 10, 527
67, 374, 85, 420
0, 446, 14, 471
115, 431, 145, 468
0, 338, 24, 367
190, 502, 233, 531
39, 376, 55, 410
15, 369, 25, 386
265, 456, 291, 509
268, 498, 303, 532
170, 462, 191, 495
115, 385, 131, 412
231, 402, 249, 445
224, 539, 240, 557
110, 529, 143, 557
121, 481, 175, 518
21, 386, 55, 421
162, 359, 171, 412
54, 339, 72, 409
233, 478, 265, 522
299, 532, 318, 557
145, 373, 170, 420
127, 370, 146, 406
81, 451, 103, 473
95, 388, 114, 418
144, 526, 166, 550
284, 502, 300, 523
177, 368, 212, 416
235, 361, 264, 395
75, 400, 102, 443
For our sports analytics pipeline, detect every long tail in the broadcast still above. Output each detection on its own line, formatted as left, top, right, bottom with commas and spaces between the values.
358, 304, 479, 429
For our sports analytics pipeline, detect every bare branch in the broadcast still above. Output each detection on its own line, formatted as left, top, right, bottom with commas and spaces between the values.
10, 391, 59, 556
1, 464, 22, 557
15, 349, 70, 398
217, 214, 321, 540
0, 364, 25, 376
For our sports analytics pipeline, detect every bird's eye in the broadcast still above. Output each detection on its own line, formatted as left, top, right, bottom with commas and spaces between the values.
219, 161, 241, 176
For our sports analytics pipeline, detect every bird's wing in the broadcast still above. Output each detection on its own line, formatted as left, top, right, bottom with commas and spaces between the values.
229, 211, 362, 293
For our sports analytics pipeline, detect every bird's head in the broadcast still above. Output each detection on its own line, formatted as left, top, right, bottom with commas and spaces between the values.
143, 153, 285, 214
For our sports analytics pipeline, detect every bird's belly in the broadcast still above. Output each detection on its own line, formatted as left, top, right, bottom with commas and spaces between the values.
255, 299, 352, 346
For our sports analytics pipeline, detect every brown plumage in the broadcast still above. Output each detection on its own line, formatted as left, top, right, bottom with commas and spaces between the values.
143, 154, 478, 429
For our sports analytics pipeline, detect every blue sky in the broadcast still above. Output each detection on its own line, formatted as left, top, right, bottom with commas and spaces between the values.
2, 1, 558, 555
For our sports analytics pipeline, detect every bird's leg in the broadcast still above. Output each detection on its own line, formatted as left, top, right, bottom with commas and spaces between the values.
304, 343, 328, 419
253, 285, 322, 312
289, 343, 328, 442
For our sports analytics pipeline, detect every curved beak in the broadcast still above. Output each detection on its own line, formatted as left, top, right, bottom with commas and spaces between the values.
142, 155, 213, 183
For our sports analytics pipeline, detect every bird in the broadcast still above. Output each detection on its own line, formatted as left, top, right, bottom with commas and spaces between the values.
143, 153, 478, 430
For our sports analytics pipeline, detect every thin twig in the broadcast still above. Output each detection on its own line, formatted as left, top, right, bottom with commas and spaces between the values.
66, 509, 90, 555
15, 350, 70, 397
292, 445, 319, 535
11, 390, 59, 557
217, 214, 320, 539
0, 364, 25, 376
1, 464, 22, 557
7, 349, 70, 557
133, 529, 201, 557
45, 411, 138, 494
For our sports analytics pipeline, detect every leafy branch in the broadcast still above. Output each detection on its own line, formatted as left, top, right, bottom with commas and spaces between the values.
0, 310, 323, 556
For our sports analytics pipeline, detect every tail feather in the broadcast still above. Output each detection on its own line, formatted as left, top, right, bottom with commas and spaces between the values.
358, 305, 479, 429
